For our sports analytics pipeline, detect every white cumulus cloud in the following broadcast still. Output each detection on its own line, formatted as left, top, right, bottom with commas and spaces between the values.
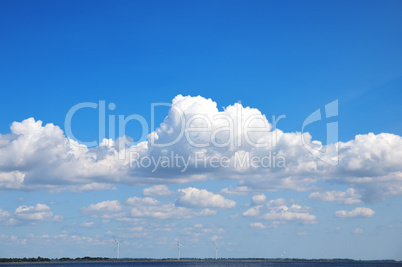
143, 185, 175, 197
309, 188, 361, 204
243, 206, 262, 217
81, 200, 123, 218
81, 190, 220, 221
176, 187, 236, 209
244, 198, 317, 225
335, 207, 375, 218
0, 95, 401, 203
263, 210, 317, 223
14, 204, 63, 223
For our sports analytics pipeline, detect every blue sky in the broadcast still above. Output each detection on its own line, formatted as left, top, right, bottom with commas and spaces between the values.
0, 0, 402, 260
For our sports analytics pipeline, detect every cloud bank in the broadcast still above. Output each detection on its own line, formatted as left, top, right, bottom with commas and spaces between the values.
0, 95, 401, 203
309, 188, 361, 205
81, 187, 233, 220
243, 197, 317, 227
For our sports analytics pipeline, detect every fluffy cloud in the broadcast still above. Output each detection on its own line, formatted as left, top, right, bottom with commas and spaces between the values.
0, 95, 401, 203
13, 204, 63, 223
141, 185, 236, 210
127, 196, 197, 219
353, 227, 364, 234
82, 192, 219, 221
309, 188, 361, 205
143, 185, 175, 197
176, 187, 236, 209
244, 198, 317, 226
81, 200, 123, 218
336, 133, 402, 202
252, 194, 267, 204
0, 118, 123, 191
83, 200, 122, 212
335, 207, 375, 219
262, 204, 317, 224
243, 206, 262, 217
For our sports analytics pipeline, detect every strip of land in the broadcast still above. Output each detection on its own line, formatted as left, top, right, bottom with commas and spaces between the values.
0, 257, 399, 263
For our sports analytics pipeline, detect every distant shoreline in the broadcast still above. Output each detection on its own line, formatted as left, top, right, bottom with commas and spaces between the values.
0, 257, 400, 264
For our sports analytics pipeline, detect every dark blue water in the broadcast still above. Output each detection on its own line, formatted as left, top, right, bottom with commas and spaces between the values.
1, 261, 401, 267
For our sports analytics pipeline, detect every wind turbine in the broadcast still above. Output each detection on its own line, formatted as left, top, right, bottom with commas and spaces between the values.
176, 240, 183, 260
281, 250, 286, 258
213, 242, 218, 260
113, 236, 120, 259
